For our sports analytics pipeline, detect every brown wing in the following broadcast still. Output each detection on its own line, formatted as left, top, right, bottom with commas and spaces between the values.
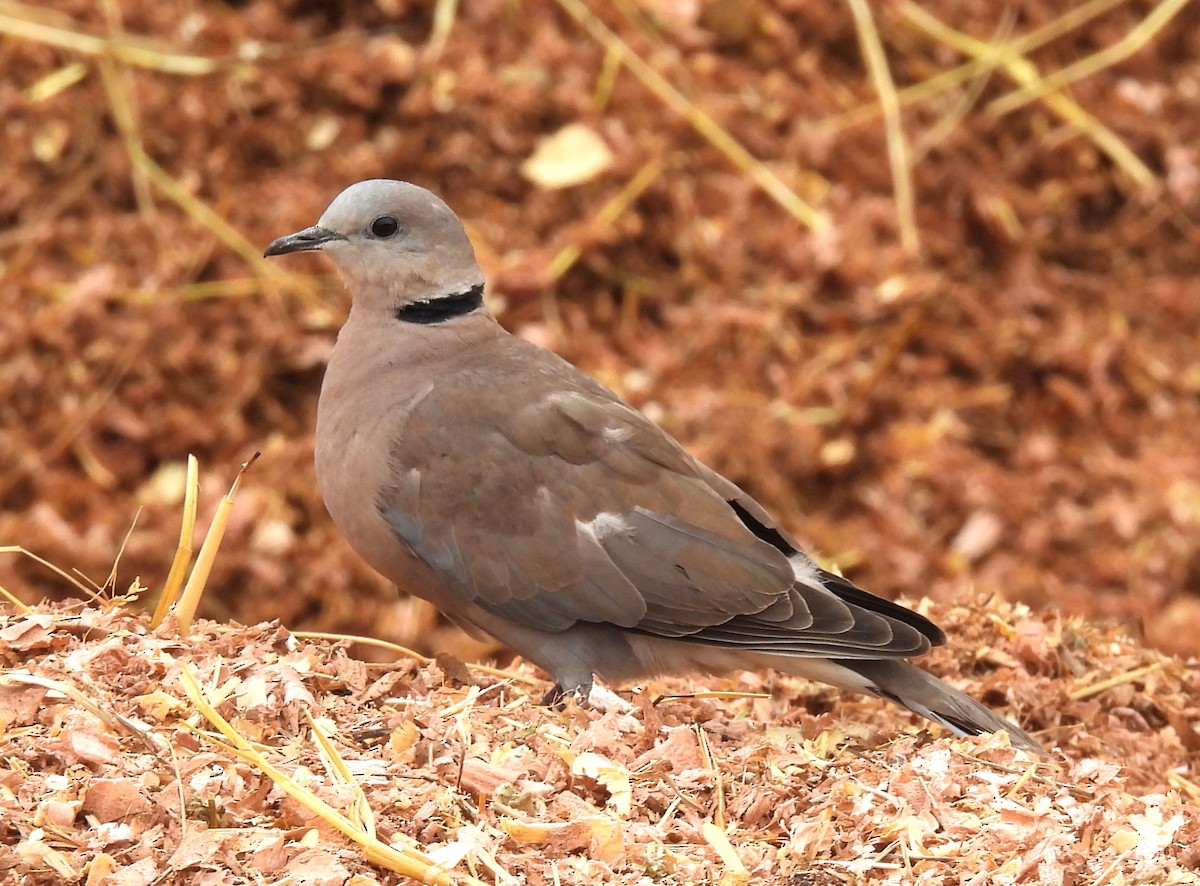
377, 336, 941, 657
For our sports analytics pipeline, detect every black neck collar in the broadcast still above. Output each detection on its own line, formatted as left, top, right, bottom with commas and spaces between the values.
395, 284, 484, 325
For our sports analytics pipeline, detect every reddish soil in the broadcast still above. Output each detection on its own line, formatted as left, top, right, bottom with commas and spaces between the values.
2, 4, 1198, 664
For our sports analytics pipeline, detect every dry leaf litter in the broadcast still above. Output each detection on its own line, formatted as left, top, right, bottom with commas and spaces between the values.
1, 596, 1198, 884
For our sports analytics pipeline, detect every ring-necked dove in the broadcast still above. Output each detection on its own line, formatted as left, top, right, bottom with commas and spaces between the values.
264, 179, 1045, 755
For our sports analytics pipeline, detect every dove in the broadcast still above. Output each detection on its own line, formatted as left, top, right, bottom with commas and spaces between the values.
264, 179, 1045, 754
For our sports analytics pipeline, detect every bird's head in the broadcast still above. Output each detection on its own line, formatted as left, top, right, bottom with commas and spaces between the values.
264, 179, 484, 312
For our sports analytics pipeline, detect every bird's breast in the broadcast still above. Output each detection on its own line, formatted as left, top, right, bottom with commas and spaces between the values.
314, 346, 449, 600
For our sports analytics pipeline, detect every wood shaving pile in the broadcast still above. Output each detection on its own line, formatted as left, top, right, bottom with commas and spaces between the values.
1, 596, 1197, 884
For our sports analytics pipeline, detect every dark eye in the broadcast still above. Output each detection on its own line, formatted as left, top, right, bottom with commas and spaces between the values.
370, 215, 400, 238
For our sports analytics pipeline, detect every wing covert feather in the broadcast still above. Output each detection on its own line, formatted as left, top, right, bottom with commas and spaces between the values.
374, 336, 942, 660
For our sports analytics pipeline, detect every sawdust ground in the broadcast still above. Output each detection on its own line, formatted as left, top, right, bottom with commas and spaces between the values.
1, 596, 1198, 884
2, 1, 1200, 882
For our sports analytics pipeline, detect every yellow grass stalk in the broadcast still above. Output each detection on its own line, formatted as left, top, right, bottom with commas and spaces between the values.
152, 454, 199, 628
293, 630, 542, 685
988, 0, 1191, 116
98, 56, 152, 213
548, 157, 664, 282
553, 0, 829, 232
901, 3, 1155, 186
910, 10, 1017, 159
653, 691, 770, 704
846, 0, 919, 255
0, 672, 142, 738
1166, 771, 1200, 802
24, 61, 87, 102
0, 545, 102, 603
0, 583, 30, 611
96, 0, 154, 215
701, 821, 749, 886
131, 147, 276, 271
0, 2, 222, 75
173, 453, 258, 633
179, 666, 489, 885
693, 723, 726, 828
428, 0, 459, 60
304, 708, 377, 839
835, 0, 1130, 132
296, 630, 435, 665
1069, 662, 1163, 701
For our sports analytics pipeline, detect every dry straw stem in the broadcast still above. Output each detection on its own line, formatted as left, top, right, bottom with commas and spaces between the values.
846, 0, 919, 256
0, 671, 144, 739
653, 690, 770, 704
1094, 848, 1138, 886
178, 666, 490, 886
297, 630, 437, 666
294, 630, 542, 685
1167, 771, 1200, 802
130, 146, 279, 273
428, 0, 459, 60
909, 9, 1018, 160
693, 723, 728, 830
96, 0, 154, 215
172, 453, 259, 633
0, 1, 223, 75
900, 2, 1155, 186
0, 545, 102, 604
947, 749, 1081, 800
1068, 661, 1163, 701
304, 707, 378, 839
701, 821, 749, 886
554, 0, 830, 232
152, 454, 199, 628
0, 583, 30, 611
542, 156, 663, 336
24, 60, 88, 102
548, 157, 664, 282
834, 0, 1130, 130
987, 0, 1192, 117
438, 681, 511, 720
830, 0, 1154, 186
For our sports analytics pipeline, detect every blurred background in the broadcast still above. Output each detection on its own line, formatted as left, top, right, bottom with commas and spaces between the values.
1, 0, 1198, 658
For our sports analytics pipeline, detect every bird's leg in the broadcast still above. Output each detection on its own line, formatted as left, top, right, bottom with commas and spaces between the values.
540, 679, 594, 709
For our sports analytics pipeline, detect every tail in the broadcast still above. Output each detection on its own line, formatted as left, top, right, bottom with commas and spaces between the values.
841, 659, 1047, 756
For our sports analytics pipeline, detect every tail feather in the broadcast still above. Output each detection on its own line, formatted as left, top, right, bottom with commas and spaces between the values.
841, 658, 1047, 756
